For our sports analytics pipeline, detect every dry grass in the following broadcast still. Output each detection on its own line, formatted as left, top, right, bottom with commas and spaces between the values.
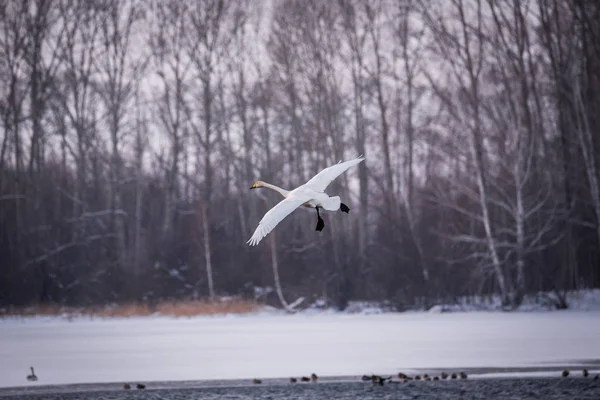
0, 298, 261, 319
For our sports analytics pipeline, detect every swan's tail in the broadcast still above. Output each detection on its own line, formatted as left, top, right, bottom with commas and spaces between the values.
321, 196, 341, 211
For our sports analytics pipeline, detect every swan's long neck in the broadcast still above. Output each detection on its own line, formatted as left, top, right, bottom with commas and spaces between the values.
262, 182, 290, 198
30, 367, 34, 374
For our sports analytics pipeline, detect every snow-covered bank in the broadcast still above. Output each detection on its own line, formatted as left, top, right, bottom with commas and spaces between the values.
2, 289, 599, 321
424, 289, 600, 313
1, 311, 599, 388
343, 289, 600, 314
273, 288, 600, 315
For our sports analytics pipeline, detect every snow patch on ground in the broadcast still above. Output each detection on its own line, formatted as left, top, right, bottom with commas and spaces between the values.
1, 311, 599, 388
303, 289, 600, 315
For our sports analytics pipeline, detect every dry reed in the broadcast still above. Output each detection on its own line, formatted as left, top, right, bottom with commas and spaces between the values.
0, 298, 260, 318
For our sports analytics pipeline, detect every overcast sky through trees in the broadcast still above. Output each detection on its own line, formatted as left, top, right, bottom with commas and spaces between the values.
1, 0, 599, 311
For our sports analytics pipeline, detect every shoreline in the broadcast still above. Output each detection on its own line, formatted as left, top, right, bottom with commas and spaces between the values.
2, 289, 600, 320
3, 366, 599, 391
1, 375, 599, 400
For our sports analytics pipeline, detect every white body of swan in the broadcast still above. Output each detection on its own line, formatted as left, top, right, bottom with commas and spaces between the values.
248, 156, 365, 246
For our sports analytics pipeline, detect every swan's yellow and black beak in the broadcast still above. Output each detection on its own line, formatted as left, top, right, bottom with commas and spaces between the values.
250, 183, 257, 189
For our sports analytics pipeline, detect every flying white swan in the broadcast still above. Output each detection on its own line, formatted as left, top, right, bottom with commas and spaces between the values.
247, 156, 365, 246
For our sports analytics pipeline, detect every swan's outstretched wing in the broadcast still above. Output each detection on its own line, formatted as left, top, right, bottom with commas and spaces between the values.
247, 195, 312, 246
304, 157, 365, 192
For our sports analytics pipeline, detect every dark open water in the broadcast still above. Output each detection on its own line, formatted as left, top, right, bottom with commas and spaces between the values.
1, 377, 599, 400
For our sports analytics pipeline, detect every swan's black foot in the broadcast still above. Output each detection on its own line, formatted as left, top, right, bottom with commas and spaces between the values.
340, 203, 350, 213
316, 216, 325, 231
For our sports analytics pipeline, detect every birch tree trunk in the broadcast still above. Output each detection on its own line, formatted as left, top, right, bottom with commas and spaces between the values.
397, 1, 428, 284
270, 233, 289, 310
365, 3, 394, 212
202, 203, 215, 299
98, 0, 140, 275
133, 94, 146, 281
457, 0, 510, 304
185, 0, 237, 300
270, 232, 303, 312
340, 1, 369, 273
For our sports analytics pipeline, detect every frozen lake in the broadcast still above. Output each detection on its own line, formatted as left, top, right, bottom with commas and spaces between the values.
1, 311, 599, 388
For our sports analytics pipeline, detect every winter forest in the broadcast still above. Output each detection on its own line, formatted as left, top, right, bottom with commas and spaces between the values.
1, 0, 599, 312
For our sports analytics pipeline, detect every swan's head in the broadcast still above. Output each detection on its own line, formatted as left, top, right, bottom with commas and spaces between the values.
250, 180, 265, 189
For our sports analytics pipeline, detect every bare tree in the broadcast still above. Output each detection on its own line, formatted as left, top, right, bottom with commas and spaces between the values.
26, 0, 63, 177
0, 1, 29, 187
420, 0, 510, 304
96, 0, 144, 277
485, 0, 559, 304
150, 0, 191, 243
184, 0, 240, 299
55, 1, 101, 226
339, 0, 370, 269
573, 84, 600, 250
393, 0, 429, 285
364, 2, 394, 214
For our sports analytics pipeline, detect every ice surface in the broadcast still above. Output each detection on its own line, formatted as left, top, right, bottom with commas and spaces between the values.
1, 311, 599, 388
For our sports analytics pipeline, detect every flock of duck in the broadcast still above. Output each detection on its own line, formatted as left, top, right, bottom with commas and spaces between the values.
248, 369, 600, 387
122, 383, 146, 390
562, 369, 598, 379
360, 371, 469, 386
253, 373, 319, 385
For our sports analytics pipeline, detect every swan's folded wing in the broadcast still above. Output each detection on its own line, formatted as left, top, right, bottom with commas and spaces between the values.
304, 156, 365, 192
247, 195, 311, 246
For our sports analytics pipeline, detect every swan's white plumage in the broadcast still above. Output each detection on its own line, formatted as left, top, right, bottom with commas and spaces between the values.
248, 156, 364, 246
304, 157, 365, 192
247, 195, 311, 246
321, 195, 341, 211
